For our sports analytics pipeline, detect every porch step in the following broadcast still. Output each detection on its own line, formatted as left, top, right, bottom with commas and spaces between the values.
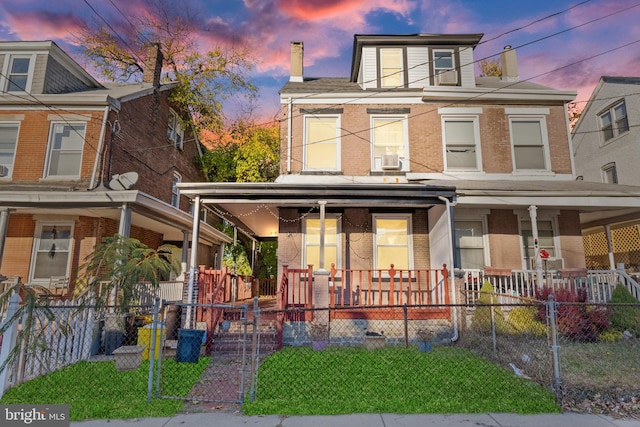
209, 331, 278, 355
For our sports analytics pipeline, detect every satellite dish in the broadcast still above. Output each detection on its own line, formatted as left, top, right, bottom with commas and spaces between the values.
109, 172, 139, 190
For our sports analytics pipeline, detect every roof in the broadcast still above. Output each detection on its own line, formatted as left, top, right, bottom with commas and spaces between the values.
601, 76, 640, 85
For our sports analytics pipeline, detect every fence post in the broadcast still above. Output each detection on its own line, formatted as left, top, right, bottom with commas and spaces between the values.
0, 292, 22, 399
403, 304, 409, 348
250, 296, 259, 402
147, 297, 160, 403
547, 294, 562, 398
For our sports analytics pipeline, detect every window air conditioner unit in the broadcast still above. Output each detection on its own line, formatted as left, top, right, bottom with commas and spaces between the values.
381, 154, 400, 170
0, 165, 8, 177
436, 69, 458, 85
532, 257, 564, 271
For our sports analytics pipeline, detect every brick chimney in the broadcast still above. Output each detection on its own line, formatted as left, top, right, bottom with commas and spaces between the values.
290, 41, 304, 83
143, 43, 163, 87
500, 45, 518, 82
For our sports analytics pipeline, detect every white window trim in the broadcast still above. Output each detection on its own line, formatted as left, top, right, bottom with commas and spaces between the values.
28, 221, 74, 284
0, 121, 21, 178
171, 171, 182, 208
1, 54, 36, 93
454, 210, 490, 269
508, 115, 551, 174
168, 109, 184, 150
44, 121, 86, 179
441, 115, 482, 172
372, 213, 413, 272
302, 214, 342, 271
303, 115, 341, 171
516, 214, 561, 270
601, 162, 618, 184
370, 115, 409, 172
598, 100, 629, 144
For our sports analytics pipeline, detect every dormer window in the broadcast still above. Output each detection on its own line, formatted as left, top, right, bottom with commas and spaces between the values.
3, 56, 33, 92
433, 50, 457, 85
380, 48, 404, 88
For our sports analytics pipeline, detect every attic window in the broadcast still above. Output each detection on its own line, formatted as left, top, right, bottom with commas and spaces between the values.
380, 48, 404, 88
599, 100, 629, 142
167, 110, 184, 149
3, 56, 33, 92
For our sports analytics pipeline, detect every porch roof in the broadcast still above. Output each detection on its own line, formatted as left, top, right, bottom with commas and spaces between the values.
177, 182, 457, 238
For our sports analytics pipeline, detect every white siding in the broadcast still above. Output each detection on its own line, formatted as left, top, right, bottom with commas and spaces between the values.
459, 47, 475, 88
407, 47, 430, 88
362, 47, 377, 89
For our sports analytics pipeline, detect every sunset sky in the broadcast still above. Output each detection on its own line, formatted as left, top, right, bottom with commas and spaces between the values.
1, 0, 639, 120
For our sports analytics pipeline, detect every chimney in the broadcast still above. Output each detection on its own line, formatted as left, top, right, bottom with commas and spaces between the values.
500, 45, 518, 82
290, 41, 304, 83
143, 43, 163, 87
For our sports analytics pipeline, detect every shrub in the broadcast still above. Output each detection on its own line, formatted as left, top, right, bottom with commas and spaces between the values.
506, 306, 547, 337
471, 281, 510, 334
608, 284, 640, 336
599, 329, 623, 342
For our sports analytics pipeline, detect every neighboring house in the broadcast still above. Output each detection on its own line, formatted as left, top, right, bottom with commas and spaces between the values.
179, 34, 640, 319
0, 40, 230, 295
572, 76, 640, 271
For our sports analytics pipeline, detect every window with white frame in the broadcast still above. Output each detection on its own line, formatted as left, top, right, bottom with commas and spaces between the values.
510, 117, 549, 171
303, 216, 339, 271
304, 116, 340, 170
521, 219, 557, 269
167, 110, 184, 149
454, 220, 485, 270
602, 162, 618, 184
374, 215, 411, 271
371, 116, 407, 171
0, 122, 19, 177
599, 100, 629, 142
46, 122, 85, 177
3, 56, 32, 92
443, 117, 481, 170
30, 223, 73, 282
171, 172, 181, 208
380, 48, 404, 88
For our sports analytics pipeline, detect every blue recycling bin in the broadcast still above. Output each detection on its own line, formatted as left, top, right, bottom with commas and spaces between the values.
175, 329, 205, 363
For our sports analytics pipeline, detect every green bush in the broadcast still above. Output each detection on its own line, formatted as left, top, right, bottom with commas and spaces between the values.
506, 306, 547, 337
609, 284, 640, 336
471, 281, 510, 334
599, 329, 623, 342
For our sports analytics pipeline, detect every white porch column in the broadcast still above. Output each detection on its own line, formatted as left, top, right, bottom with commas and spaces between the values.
0, 208, 11, 270
118, 203, 131, 237
528, 205, 544, 286
318, 200, 327, 272
186, 196, 201, 328
604, 224, 615, 270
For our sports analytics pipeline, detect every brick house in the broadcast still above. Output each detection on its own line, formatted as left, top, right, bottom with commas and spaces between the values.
179, 34, 640, 313
0, 40, 230, 294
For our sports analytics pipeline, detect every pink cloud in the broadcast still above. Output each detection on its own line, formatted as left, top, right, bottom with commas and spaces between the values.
4, 10, 86, 42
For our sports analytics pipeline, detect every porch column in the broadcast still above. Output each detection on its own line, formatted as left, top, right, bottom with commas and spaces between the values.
118, 203, 131, 237
186, 196, 201, 328
318, 200, 327, 272
528, 205, 544, 286
181, 231, 189, 278
0, 208, 11, 270
605, 225, 615, 270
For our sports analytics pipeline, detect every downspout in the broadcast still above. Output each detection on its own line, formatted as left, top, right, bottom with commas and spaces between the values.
89, 106, 110, 189
287, 97, 292, 173
438, 195, 458, 342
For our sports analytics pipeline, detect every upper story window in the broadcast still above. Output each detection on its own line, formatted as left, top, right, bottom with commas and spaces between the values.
509, 116, 550, 171
374, 214, 412, 271
602, 162, 618, 184
433, 50, 457, 85
304, 115, 340, 171
167, 109, 184, 149
443, 117, 481, 171
303, 216, 340, 271
3, 56, 33, 92
45, 123, 85, 178
30, 222, 73, 283
380, 48, 404, 88
171, 172, 181, 208
599, 100, 629, 142
371, 116, 408, 172
0, 122, 20, 178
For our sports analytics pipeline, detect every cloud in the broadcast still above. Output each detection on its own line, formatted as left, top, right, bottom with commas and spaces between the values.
3, 10, 86, 42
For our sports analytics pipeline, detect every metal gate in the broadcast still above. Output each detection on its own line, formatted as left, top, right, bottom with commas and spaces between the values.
147, 300, 251, 404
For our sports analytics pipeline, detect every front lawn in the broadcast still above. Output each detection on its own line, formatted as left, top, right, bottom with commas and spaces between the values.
243, 346, 560, 415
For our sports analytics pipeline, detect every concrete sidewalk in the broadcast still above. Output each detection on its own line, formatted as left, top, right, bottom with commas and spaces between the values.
71, 412, 640, 427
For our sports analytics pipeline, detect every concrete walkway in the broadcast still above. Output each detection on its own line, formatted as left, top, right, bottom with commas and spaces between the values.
71, 412, 640, 427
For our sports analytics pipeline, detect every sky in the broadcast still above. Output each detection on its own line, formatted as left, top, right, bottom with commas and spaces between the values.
1, 0, 639, 122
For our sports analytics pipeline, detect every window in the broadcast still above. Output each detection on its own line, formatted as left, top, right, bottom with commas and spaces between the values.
30, 223, 73, 282
0, 123, 19, 177
521, 219, 556, 269
433, 50, 454, 73
171, 172, 181, 207
602, 162, 618, 184
443, 118, 480, 170
4, 56, 31, 92
380, 48, 404, 88
454, 220, 485, 270
371, 116, 407, 171
303, 216, 339, 271
510, 118, 549, 171
167, 110, 184, 149
46, 123, 85, 177
599, 101, 629, 142
374, 215, 411, 271
304, 116, 339, 170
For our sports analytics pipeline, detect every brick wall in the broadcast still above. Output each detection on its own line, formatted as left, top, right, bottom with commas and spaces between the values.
487, 209, 523, 269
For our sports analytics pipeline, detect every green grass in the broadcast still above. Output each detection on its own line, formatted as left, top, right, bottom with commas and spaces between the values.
243, 346, 560, 416
0, 358, 209, 421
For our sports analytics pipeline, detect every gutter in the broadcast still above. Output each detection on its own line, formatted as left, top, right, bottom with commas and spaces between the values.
438, 195, 459, 342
